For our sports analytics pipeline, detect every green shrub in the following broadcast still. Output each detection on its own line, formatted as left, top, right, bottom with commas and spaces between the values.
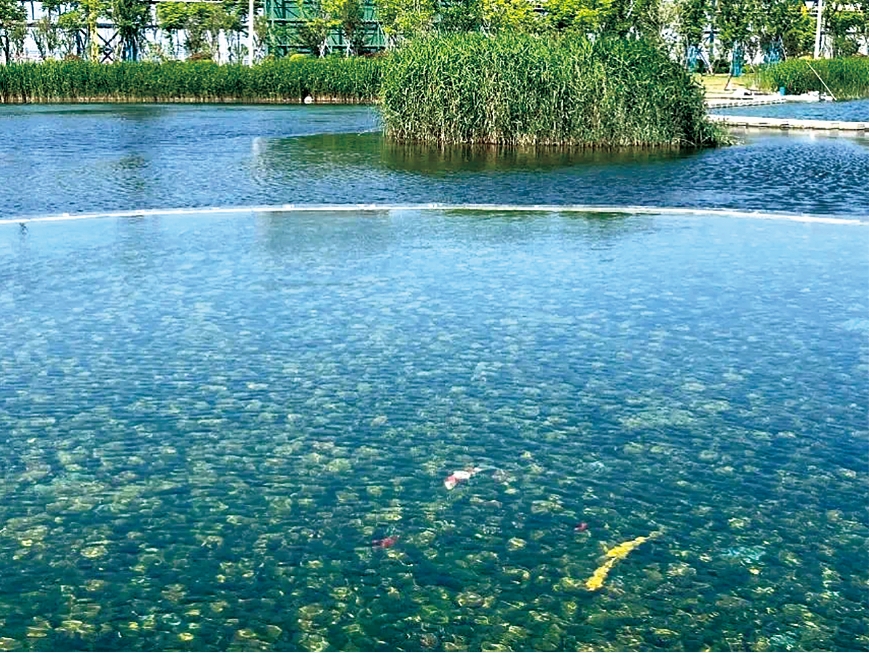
0, 57, 383, 103
380, 33, 724, 148
758, 57, 869, 99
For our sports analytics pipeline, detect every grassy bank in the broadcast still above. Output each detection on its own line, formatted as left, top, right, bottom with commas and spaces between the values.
758, 57, 869, 99
381, 34, 724, 148
0, 57, 383, 103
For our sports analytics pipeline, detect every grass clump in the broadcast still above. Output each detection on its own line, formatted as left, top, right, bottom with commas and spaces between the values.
381, 33, 724, 148
0, 57, 383, 103
758, 57, 869, 99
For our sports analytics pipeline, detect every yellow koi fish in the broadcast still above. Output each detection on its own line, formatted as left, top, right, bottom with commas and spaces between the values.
585, 530, 662, 591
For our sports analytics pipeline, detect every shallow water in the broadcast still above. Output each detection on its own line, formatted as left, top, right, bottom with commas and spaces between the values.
1, 209, 868, 651
1, 104, 868, 652
1, 105, 868, 219
713, 98, 869, 121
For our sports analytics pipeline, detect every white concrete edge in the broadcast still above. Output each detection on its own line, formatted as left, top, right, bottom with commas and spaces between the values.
1, 204, 865, 226
711, 115, 868, 131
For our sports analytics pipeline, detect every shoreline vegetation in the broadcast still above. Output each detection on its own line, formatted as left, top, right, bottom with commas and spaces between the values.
0, 40, 728, 149
1, 52, 867, 147
757, 56, 869, 99
382, 34, 726, 148
0, 58, 383, 104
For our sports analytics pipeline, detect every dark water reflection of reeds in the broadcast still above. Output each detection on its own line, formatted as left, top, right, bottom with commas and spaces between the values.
0, 209, 867, 652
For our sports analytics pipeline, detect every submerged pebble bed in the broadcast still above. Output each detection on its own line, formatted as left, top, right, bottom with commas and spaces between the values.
0, 209, 867, 651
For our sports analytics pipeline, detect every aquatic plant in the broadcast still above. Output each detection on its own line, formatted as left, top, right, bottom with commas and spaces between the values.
0, 57, 383, 103
380, 33, 725, 148
758, 56, 869, 99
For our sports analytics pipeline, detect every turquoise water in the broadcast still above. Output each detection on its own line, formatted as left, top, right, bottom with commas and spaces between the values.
1, 209, 867, 651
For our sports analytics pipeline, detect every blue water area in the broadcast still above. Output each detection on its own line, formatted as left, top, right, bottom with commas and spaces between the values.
713, 98, 869, 121
1, 104, 868, 219
0, 209, 867, 651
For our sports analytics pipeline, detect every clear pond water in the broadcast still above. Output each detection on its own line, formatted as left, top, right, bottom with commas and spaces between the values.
712, 98, 869, 122
0, 105, 867, 652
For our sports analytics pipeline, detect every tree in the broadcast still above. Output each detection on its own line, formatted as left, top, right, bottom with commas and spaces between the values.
183, 3, 220, 58
56, 7, 86, 57
0, 0, 27, 63
33, 16, 62, 58
221, 0, 258, 63
715, 0, 756, 70
157, 1, 229, 60
324, 0, 365, 54
755, 0, 812, 58
296, 0, 337, 55
78, 0, 108, 60
109, 0, 152, 60
297, 1, 331, 55
480, 0, 536, 32
156, 1, 187, 55
825, 1, 866, 56
600, 0, 663, 38
677, 0, 708, 50
33, 0, 66, 59
437, 0, 483, 32
254, 12, 269, 59
542, 0, 612, 33
374, 0, 437, 45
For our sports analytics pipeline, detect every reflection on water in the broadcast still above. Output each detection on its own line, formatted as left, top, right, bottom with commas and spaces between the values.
249, 130, 723, 179
375, 138, 689, 175
0, 209, 867, 652
1, 105, 868, 218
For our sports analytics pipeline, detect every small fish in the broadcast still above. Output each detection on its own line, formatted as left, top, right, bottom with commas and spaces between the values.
443, 466, 484, 490
574, 522, 589, 533
372, 535, 399, 549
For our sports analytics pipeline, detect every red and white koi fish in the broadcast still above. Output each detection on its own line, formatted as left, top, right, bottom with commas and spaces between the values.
444, 466, 485, 490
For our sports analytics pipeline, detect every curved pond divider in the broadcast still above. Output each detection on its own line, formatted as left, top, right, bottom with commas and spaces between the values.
1, 204, 865, 226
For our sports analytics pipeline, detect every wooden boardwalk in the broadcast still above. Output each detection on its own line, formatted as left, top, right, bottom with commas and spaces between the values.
712, 115, 868, 133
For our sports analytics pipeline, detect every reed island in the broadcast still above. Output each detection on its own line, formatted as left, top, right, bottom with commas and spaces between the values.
381, 34, 725, 148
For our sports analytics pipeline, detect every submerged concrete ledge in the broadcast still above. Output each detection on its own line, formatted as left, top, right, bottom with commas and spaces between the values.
2, 204, 865, 226
712, 115, 868, 132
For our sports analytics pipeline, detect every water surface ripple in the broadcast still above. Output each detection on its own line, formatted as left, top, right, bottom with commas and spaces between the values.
712, 97, 869, 121
1, 104, 867, 218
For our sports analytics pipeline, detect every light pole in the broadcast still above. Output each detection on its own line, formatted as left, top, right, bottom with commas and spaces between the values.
248, 0, 255, 65
813, 0, 823, 59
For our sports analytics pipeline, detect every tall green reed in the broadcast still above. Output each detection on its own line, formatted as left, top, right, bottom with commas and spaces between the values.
758, 57, 869, 100
0, 57, 383, 103
380, 33, 724, 148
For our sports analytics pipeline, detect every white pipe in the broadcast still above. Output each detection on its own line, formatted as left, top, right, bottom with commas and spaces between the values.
813, 0, 823, 59
3, 205, 865, 226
